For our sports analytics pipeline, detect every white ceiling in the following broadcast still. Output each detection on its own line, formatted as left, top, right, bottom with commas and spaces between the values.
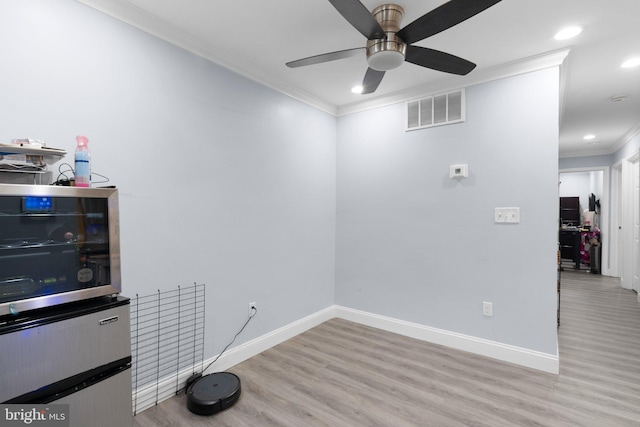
78, 0, 640, 158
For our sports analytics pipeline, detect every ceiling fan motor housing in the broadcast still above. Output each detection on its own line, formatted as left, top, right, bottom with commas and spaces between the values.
366, 4, 406, 71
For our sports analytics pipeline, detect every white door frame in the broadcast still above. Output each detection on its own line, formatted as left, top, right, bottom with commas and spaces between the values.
619, 150, 640, 290
611, 163, 622, 278
559, 166, 610, 276
633, 161, 640, 297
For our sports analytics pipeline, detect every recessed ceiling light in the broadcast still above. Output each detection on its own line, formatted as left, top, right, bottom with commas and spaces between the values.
621, 58, 640, 68
583, 134, 596, 140
554, 26, 582, 41
351, 85, 363, 94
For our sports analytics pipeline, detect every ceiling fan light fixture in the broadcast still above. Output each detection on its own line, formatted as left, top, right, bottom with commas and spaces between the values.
367, 48, 406, 71
554, 26, 582, 41
351, 85, 364, 94
366, 4, 407, 71
583, 134, 596, 141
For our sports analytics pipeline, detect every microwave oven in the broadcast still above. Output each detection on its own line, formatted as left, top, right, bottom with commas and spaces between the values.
0, 184, 121, 316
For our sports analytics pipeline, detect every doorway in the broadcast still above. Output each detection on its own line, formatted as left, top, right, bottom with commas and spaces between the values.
558, 167, 610, 275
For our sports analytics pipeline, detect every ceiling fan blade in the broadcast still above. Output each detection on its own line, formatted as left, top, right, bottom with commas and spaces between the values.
361, 67, 385, 94
286, 47, 365, 68
405, 45, 476, 75
397, 0, 502, 44
328, 0, 386, 40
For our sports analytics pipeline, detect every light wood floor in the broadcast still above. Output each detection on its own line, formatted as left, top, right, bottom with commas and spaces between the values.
133, 271, 640, 426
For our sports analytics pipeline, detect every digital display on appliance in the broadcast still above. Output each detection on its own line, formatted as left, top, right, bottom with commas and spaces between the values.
22, 196, 53, 212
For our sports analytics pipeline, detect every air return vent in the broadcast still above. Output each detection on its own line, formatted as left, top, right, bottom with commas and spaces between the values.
406, 89, 465, 131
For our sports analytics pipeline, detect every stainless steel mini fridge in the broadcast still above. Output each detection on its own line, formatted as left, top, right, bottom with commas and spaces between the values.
0, 184, 131, 426
1, 296, 133, 427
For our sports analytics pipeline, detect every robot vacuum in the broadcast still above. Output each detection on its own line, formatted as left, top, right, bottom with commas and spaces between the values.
186, 372, 241, 415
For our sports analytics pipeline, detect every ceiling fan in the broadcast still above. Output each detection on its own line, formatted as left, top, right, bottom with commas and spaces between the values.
286, 0, 502, 94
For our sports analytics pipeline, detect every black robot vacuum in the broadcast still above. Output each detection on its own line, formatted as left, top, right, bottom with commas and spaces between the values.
186, 372, 241, 415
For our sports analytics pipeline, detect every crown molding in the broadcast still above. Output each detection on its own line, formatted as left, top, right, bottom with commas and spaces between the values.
77, 1, 568, 118
559, 147, 615, 159
607, 121, 640, 155
76, 0, 339, 115
560, 120, 640, 159
336, 49, 570, 116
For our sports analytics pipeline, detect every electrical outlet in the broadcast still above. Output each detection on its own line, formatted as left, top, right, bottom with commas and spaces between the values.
483, 301, 493, 317
249, 302, 257, 318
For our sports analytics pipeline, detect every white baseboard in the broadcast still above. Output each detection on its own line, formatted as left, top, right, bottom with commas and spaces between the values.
334, 305, 559, 374
133, 304, 559, 413
132, 306, 335, 414
132, 366, 195, 414
202, 306, 336, 374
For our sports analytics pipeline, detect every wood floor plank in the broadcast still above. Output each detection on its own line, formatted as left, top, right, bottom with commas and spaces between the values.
134, 270, 640, 426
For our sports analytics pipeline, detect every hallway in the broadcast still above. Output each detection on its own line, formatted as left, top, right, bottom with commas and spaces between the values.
556, 270, 640, 424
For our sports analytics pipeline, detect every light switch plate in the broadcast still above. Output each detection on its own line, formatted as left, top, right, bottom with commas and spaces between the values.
495, 207, 520, 224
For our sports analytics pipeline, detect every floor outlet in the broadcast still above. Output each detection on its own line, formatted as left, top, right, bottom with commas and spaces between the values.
483, 301, 493, 317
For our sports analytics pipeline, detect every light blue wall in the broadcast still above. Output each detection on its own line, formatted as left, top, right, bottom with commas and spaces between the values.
1, 0, 561, 361
559, 171, 603, 219
335, 69, 560, 354
0, 0, 336, 356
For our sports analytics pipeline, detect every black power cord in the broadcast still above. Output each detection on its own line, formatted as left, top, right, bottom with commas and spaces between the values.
51, 162, 110, 186
185, 307, 257, 391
